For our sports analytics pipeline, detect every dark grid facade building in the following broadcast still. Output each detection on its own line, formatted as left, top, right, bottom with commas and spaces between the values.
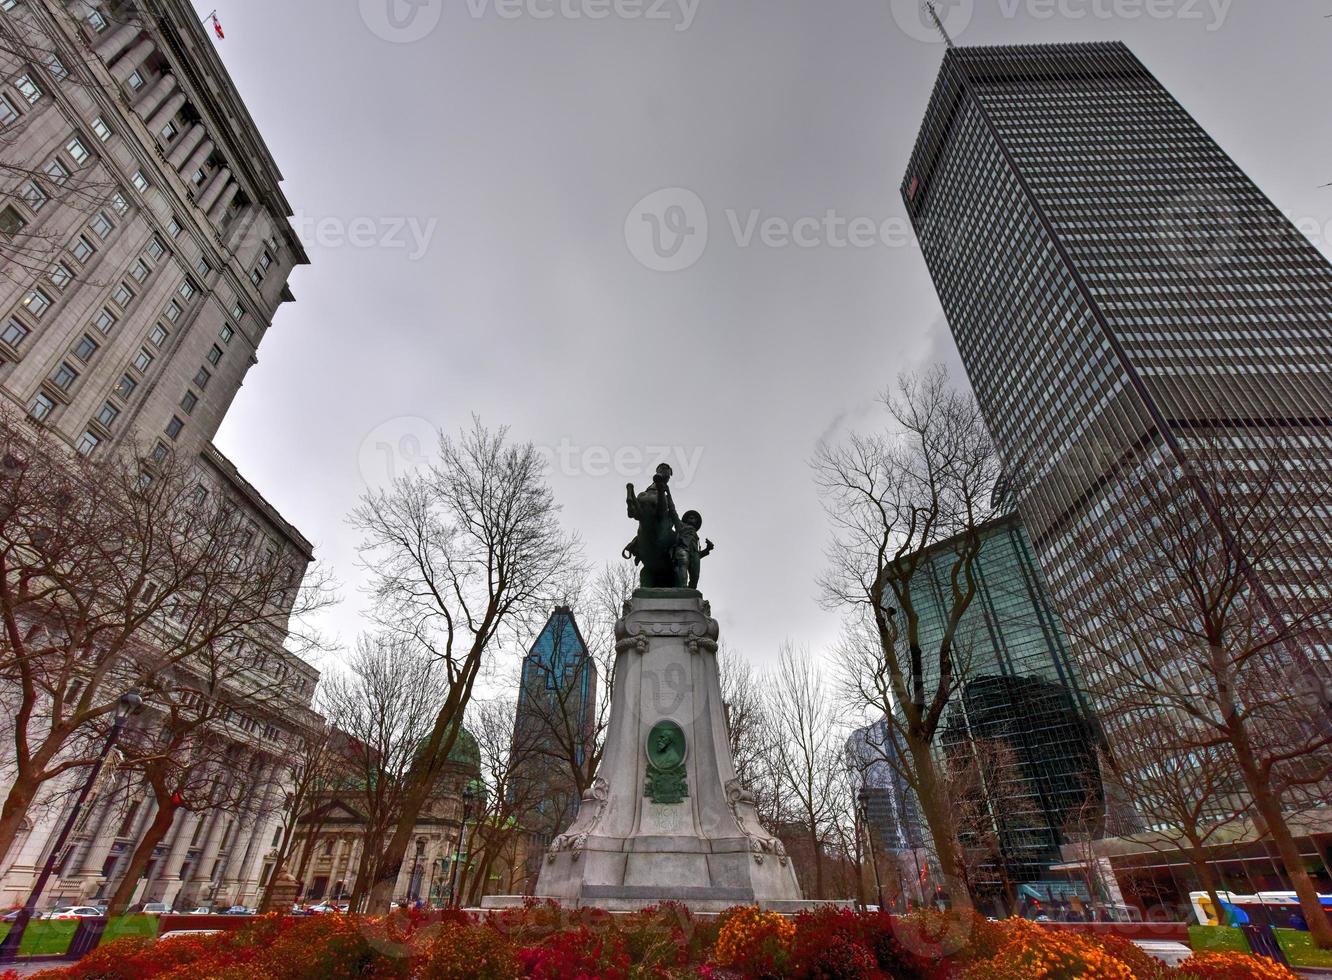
900, 43, 1332, 745
902, 513, 1103, 900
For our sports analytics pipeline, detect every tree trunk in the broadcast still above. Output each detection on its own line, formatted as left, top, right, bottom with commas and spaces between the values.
349, 832, 378, 911
1249, 783, 1332, 947
107, 804, 177, 916
1182, 835, 1228, 927
909, 735, 973, 911
809, 823, 824, 900
0, 772, 40, 867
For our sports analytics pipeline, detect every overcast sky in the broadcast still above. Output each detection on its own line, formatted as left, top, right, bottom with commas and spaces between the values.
195, 0, 1332, 674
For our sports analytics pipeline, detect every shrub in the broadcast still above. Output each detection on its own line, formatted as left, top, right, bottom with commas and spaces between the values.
786, 907, 878, 980
258, 913, 410, 979
619, 904, 691, 975
1175, 951, 1302, 980
417, 921, 518, 980
713, 906, 795, 979
518, 924, 631, 980
962, 923, 1135, 980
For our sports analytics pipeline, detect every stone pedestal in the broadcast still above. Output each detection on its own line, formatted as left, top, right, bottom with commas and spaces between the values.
502, 590, 803, 912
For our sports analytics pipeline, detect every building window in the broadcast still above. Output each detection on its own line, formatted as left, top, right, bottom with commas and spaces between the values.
76, 430, 100, 456
20, 288, 51, 318
230, 302, 244, 322
219, 323, 233, 344
146, 236, 165, 261
90, 212, 112, 239
178, 278, 197, 302
114, 374, 136, 400
27, 392, 54, 421
71, 236, 95, 263
91, 116, 112, 142
44, 54, 67, 79
165, 416, 183, 440
193, 366, 210, 389
195, 257, 211, 278
131, 171, 149, 194
126, 69, 144, 91
180, 390, 197, 414
87, 9, 108, 31
15, 75, 42, 105
43, 158, 69, 184
132, 348, 153, 372
190, 167, 206, 187
159, 120, 178, 142
109, 191, 129, 216
164, 300, 182, 323
207, 344, 222, 366
65, 137, 89, 165
111, 283, 133, 308
150, 442, 168, 463
73, 334, 98, 362
21, 181, 47, 211
130, 259, 150, 283
0, 206, 25, 236
2, 317, 30, 348
96, 402, 119, 428
50, 361, 78, 392
168, 215, 183, 238
93, 308, 116, 333
48, 262, 72, 289
150, 323, 168, 346
249, 268, 263, 287
0, 94, 18, 127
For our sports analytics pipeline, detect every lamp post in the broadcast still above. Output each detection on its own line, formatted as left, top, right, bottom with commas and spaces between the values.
446, 784, 475, 908
0, 689, 142, 962
858, 788, 886, 913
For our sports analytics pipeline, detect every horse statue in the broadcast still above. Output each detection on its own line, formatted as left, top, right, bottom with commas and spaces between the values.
623, 463, 679, 588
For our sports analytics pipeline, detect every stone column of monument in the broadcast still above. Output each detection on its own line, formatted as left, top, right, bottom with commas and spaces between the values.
524, 587, 803, 911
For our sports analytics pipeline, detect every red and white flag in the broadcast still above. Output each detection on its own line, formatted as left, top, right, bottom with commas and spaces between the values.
210, 12, 225, 39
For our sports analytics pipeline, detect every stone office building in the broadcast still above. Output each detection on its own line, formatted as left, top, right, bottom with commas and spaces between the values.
0, 0, 317, 910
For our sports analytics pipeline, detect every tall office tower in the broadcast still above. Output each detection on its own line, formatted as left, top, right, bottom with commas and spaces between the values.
0, 0, 317, 910
847, 719, 928, 904
510, 607, 598, 893
901, 44, 1332, 739
894, 512, 1104, 903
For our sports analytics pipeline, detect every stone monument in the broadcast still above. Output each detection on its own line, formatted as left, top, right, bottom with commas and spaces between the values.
489, 464, 804, 911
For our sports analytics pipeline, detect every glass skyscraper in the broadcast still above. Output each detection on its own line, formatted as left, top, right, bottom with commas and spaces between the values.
901, 42, 1332, 729
900, 512, 1103, 901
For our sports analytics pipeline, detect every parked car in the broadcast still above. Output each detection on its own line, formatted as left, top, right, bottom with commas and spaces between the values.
160, 929, 223, 941
1, 909, 24, 922
45, 906, 103, 920
143, 903, 174, 916
305, 904, 339, 915
188, 907, 212, 915
220, 905, 251, 915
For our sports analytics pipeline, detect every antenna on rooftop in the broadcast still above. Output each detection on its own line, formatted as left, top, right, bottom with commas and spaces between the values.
925, 1, 957, 48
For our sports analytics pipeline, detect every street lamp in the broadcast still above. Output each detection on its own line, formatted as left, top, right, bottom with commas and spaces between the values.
446, 784, 476, 908
0, 689, 142, 962
857, 788, 886, 913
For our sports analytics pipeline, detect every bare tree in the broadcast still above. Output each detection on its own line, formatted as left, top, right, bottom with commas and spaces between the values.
0, 410, 330, 865
766, 644, 846, 900
458, 695, 543, 907
1060, 430, 1332, 945
257, 717, 340, 913
718, 643, 780, 829
819, 368, 1001, 909
320, 634, 451, 910
349, 418, 578, 912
